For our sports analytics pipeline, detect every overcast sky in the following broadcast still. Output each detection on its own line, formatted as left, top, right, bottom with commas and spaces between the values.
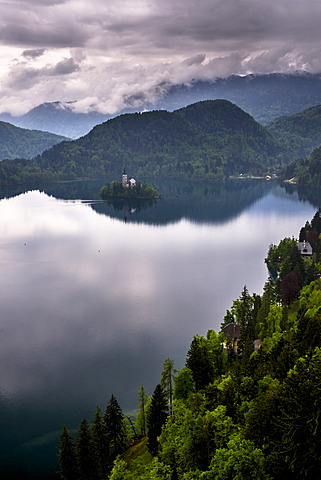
1, 0, 321, 115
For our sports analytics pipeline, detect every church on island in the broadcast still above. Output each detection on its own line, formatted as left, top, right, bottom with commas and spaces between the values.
122, 169, 136, 188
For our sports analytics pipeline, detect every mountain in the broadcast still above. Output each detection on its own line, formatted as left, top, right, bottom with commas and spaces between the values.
266, 105, 321, 159
0, 100, 285, 186
0, 102, 109, 139
158, 72, 321, 124
0, 121, 69, 160
34, 100, 283, 181
2, 72, 321, 138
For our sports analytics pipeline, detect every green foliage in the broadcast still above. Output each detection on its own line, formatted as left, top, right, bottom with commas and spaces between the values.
204, 433, 270, 480
266, 105, 321, 160
147, 384, 168, 455
0, 121, 68, 160
0, 100, 287, 186
160, 358, 177, 416
105, 394, 127, 458
100, 180, 160, 199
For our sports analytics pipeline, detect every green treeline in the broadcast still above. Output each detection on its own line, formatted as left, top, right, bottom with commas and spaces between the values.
100, 181, 160, 199
57, 209, 321, 480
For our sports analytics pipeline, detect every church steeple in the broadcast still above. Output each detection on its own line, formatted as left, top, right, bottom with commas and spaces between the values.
122, 168, 128, 187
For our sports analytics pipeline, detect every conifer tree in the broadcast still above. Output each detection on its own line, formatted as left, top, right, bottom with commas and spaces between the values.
91, 406, 110, 478
57, 425, 78, 480
104, 394, 127, 459
147, 384, 168, 455
160, 358, 176, 415
76, 418, 97, 480
136, 386, 148, 437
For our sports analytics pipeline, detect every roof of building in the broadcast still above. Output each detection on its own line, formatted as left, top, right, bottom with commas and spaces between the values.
297, 241, 313, 256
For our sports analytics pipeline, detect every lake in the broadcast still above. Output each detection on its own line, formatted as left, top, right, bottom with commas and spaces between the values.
0, 178, 319, 478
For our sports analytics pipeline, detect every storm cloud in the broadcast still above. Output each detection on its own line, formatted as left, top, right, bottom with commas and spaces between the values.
1, 0, 321, 115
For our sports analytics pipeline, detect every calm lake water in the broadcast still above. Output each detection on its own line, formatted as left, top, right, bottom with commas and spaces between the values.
0, 178, 319, 478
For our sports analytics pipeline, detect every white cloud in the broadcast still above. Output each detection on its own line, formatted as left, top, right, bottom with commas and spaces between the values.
0, 0, 321, 114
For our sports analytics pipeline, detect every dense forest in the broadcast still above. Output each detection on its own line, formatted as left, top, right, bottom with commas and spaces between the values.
0, 100, 285, 186
57, 209, 321, 480
0, 121, 68, 160
266, 105, 321, 160
281, 146, 321, 188
1, 98, 321, 189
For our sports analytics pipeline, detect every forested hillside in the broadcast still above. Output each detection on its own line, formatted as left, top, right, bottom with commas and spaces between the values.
266, 105, 321, 159
0, 121, 68, 160
58, 210, 321, 480
0, 100, 285, 186
282, 146, 321, 187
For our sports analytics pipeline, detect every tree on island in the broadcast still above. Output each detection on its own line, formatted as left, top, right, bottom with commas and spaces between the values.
100, 179, 160, 199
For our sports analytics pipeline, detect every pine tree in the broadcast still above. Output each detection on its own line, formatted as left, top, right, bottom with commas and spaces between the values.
136, 386, 148, 437
76, 418, 97, 480
91, 406, 110, 478
57, 425, 78, 480
186, 335, 214, 390
160, 358, 176, 415
104, 394, 127, 459
147, 384, 168, 455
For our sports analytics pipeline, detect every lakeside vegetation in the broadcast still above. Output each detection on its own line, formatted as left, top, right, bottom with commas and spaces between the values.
100, 180, 160, 199
57, 209, 321, 480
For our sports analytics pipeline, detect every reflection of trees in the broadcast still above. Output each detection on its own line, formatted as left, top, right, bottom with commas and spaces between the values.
280, 182, 321, 208
0, 177, 277, 226
93, 197, 157, 221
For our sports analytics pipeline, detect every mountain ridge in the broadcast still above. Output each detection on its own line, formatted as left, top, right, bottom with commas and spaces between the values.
2, 72, 321, 138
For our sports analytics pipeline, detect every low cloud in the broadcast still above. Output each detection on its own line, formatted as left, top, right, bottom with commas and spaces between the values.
1, 0, 321, 115
22, 48, 47, 59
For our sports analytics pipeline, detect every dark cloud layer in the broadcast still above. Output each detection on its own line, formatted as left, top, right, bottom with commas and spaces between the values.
1, 0, 321, 114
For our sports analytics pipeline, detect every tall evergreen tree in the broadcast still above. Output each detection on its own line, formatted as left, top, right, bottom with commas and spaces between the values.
91, 406, 110, 478
57, 425, 78, 480
76, 418, 97, 480
160, 358, 177, 415
136, 386, 148, 437
104, 394, 127, 459
147, 384, 168, 455
186, 335, 214, 390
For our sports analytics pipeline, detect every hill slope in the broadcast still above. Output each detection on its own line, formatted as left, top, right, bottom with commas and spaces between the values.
35, 100, 283, 181
282, 146, 321, 187
0, 121, 69, 160
266, 105, 321, 159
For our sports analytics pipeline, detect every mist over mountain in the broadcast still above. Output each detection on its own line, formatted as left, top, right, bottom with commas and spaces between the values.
1, 72, 321, 138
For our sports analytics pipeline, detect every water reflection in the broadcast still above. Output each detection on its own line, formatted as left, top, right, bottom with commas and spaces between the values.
0, 179, 318, 478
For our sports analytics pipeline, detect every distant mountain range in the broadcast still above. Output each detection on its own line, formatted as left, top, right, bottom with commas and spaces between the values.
0, 121, 68, 160
1, 72, 321, 138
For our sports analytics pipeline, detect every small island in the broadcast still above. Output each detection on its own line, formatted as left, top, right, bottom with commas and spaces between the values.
100, 170, 161, 199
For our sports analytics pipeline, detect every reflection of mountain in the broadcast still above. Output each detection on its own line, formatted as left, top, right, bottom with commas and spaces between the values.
4, 177, 276, 225
0, 178, 276, 225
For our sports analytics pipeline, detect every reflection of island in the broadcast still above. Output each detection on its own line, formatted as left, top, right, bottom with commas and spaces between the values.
98, 197, 158, 222
2, 177, 318, 226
